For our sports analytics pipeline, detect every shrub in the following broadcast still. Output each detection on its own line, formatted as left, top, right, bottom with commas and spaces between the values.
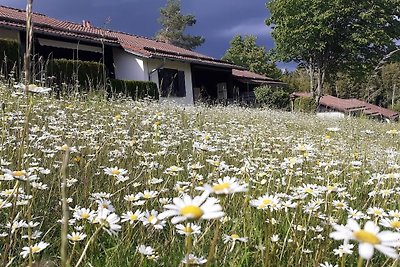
47, 59, 105, 89
293, 96, 317, 112
0, 39, 20, 77
254, 85, 290, 109
110, 79, 159, 100
391, 102, 400, 113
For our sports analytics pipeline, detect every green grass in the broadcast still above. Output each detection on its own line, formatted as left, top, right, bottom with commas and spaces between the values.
0, 83, 400, 267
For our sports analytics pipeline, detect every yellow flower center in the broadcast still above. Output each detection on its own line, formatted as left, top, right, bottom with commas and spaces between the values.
231, 234, 240, 239
259, 199, 272, 209
353, 230, 381, 244
31, 246, 41, 253
262, 199, 272, 205
305, 188, 314, 194
184, 226, 193, 233
143, 193, 153, 199
129, 214, 138, 221
212, 182, 230, 192
12, 171, 25, 177
327, 185, 335, 191
81, 213, 90, 219
336, 203, 344, 208
70, 235, 81, 241
391, 221, 400, 228
111, 169, 121, 175
61, 144, 69, 151
148, 215, 156, 222
180, 205, 204, 219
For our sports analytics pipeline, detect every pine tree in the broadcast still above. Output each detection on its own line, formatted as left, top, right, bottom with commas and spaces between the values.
155, 0, 204, 51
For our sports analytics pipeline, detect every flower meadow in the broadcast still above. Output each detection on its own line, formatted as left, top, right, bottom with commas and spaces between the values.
1, 84, 400, 267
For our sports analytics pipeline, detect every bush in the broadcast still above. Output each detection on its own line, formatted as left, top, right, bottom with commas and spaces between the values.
0, 39, 20, 77
391, 102, 400, 113
110, 79, 159, 100
254, 85, 290, 109
47, 59, 105, 89
293, 96, 317, 112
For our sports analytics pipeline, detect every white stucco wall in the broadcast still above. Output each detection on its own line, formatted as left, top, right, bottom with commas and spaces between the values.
112, 48, 147, 81
112, 49, 194, 105
147, 59, 194, 105
0, 28, 20, 41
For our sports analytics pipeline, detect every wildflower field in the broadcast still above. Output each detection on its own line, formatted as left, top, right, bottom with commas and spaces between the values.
2, 84, 400, 267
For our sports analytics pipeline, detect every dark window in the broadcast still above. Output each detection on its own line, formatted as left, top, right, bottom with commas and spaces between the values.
158, 68, 186, 97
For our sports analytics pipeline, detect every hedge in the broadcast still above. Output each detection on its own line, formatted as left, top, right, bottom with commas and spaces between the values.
47, 58, 105, 88
254, 85, 290, 109
110, 79, 159, 100
293, 96, 318, 112
0, 39, 20, 77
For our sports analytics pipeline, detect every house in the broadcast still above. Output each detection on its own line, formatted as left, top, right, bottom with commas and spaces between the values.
291, 92, 399, 121
0, 5, 285, 105
232, 69, 287, 103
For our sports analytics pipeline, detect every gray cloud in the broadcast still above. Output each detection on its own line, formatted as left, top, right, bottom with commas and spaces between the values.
0, 0, 279, 60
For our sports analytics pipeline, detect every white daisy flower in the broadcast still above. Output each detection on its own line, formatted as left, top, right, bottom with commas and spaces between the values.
176, 223, 201, 236
181, 254, 207, 265
329, 219, 400, 259
250, 194, 280, 211
137, 244, 155, 256
202, 176, 248, 195
158, 191, 224, 224
93, 209, 121, 236
67, 232, 87, 242
73, 208, 96, 221
121, 210, 144, 224
20, 241, 49, 258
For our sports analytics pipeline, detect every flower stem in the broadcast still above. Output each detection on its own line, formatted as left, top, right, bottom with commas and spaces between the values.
357, 256, 363, 267
185, 234, 193, 267
205, 220, 220, 267
75, 227, 101, 267
61, 149, 70, 267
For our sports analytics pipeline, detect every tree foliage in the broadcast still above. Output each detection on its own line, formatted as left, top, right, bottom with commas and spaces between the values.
324, 61, 400, 108
254, 85, 290, 109
266, 0, 400, 101
222, 35, 282, 79
155, 0, 204, 51
281, 68, 310, 93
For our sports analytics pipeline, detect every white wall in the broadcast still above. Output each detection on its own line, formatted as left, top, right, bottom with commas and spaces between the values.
0, 28, 20, 41
112, 49, 194, 105
147, 58, 194, 105
112, 48, 147, 81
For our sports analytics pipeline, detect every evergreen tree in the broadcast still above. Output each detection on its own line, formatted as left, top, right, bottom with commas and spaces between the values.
155, 0, 204, 51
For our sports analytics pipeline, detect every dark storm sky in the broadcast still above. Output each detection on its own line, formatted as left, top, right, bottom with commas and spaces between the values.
0, 0, 294, 70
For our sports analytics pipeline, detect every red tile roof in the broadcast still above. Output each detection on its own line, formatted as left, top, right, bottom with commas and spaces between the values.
291, 92, 399, 120
352, 99, 399, 120
0, 5, 239, 69
232, 69, 286, 85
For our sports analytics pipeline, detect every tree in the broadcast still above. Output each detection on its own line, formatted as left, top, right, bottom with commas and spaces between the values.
281, 67, 310, 93
266, 0, 400, 102
222, 35, 282, 79
155, 0, 204, 51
